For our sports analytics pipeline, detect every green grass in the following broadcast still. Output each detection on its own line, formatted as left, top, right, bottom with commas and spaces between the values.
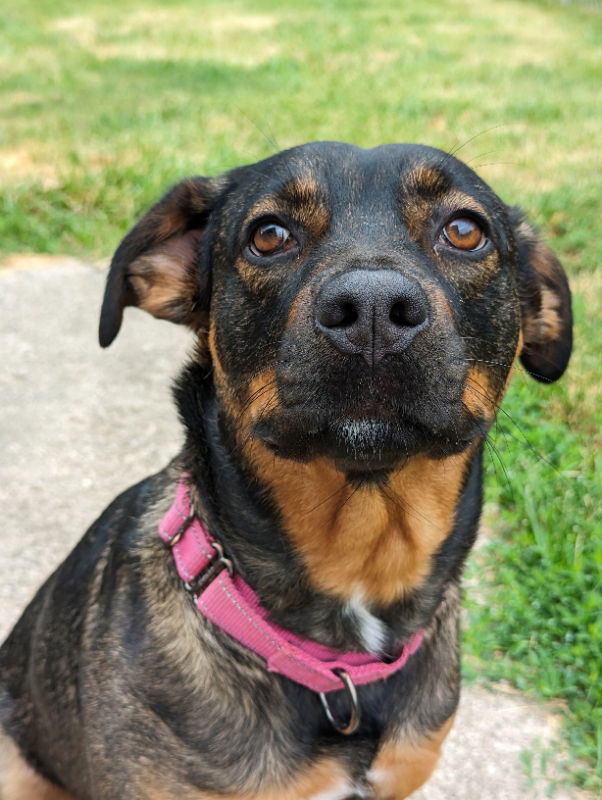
463, 268, 602, 790
465, 378, 601, 789
463, 266, 602, 790
2, 0, 600, 789
1, 0, 600, 263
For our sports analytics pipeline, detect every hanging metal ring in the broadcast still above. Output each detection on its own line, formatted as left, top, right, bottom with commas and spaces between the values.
319, 669, 361, 735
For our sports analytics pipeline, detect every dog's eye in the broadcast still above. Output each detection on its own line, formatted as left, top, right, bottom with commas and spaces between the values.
442, 218, 487, 251
250, 223, 295, 257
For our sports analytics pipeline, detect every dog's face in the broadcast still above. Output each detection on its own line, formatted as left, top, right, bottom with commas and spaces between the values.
100, 142, 572, 480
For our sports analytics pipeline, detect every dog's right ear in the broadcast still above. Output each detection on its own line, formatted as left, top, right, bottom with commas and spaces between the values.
99, 176, 225, 347
509, 207, 572, 383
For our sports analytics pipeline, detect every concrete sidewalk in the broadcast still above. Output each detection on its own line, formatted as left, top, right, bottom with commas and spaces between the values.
0, 260, 588, 799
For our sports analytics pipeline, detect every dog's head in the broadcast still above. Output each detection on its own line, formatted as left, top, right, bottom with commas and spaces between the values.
100, 142, 572, 481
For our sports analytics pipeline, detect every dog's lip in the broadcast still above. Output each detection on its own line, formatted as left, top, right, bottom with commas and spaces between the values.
252, 404, 481, 468
329, 417, 401, 451
255, 414, 416, 457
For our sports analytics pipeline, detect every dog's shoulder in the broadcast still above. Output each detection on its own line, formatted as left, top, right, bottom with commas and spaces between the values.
0, 471, 173, 755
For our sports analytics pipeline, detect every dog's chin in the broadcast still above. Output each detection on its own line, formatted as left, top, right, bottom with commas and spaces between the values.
252, 415, 473, 479
328, 419, 412, 474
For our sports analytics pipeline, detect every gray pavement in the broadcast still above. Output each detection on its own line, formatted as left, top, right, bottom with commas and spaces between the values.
0, 260, 589, 799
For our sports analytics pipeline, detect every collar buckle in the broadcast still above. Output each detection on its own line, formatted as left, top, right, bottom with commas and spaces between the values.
210, 541, 234, 577
184, 540, 235, 597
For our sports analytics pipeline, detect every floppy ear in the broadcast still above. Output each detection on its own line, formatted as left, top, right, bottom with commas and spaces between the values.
99, 176, 224, 347
509, 207, 573, 383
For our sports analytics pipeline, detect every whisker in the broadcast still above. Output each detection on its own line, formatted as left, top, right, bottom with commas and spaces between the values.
242, 389, 280, 447
483, 437, 516, 503
464, 356, 557, 384
381, 484, 447, 536
334, 484, 362, 515
463, 382, 557, 472
237, 379, 278, 426
303, 482, 350, 517
232, 105, 280, 151
444, 124, 505, 160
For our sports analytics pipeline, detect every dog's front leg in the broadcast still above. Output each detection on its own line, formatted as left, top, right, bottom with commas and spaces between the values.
367, 715, 455, 799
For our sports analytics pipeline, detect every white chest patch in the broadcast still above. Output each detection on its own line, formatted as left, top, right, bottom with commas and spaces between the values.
345, 591, 388, 654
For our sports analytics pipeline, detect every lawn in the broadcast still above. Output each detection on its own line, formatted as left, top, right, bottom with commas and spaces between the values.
1, 0, 600, 789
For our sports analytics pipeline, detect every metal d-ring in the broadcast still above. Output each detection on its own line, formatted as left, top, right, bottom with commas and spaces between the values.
319, 669, 361, 735
210, 541, 235, 577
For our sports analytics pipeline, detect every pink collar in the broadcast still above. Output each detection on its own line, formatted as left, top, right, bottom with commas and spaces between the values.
159, 478, 423, 731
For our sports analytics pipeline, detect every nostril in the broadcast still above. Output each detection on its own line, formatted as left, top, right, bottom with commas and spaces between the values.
389, 299, 427, 328
335, 302, 358, 328
318, 300, 358, 329
389, 302, 407, 327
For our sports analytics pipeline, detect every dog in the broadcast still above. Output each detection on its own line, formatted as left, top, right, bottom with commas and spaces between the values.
0, 142, 572, 800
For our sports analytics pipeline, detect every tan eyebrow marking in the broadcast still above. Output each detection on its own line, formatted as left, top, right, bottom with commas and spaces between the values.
242, 177, 330, 238
401, 165, 490, 242
243, 195, 282, 227
404, 164, 450, 199
279, 176, 330, 236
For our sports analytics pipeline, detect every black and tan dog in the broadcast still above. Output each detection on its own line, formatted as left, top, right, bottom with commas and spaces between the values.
0, 142, 571, 799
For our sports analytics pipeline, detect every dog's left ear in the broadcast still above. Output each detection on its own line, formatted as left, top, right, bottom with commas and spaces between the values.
509, 207, 573, 383
99, 176, 225, 347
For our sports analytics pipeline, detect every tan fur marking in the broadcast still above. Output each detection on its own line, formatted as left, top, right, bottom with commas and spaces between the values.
442, 190, 489, 221
145, 757, 352, 800
243, 196, 282, 228
208, 323, 240, 421
127, 230, 203, 324
403, 173, 433, 242
235, 255, 275, 294
462, 365, 498, 419
209, 366, 280, 453
369, 715, 455, 799
516, 328, 524, 356
209, 351, 278, 442
281, 176, 330, 236
404, 165, 449, 197
208, 324, 225, 387
242, 179, 329, 239
244, 757, 353, 800
0, 734, 75, 800
244, 441, 472, 604
286, 283, 313, 328
129, 256, 191, 319
532, 238, 564, 283
286, 175, 319, 197
156, 209, 186, 240
402, 165, 490, 248
522, 285, 563, 345
244, 369, 280, 425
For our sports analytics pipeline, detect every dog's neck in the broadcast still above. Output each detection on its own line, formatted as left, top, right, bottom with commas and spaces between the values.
176, 363, 483, 654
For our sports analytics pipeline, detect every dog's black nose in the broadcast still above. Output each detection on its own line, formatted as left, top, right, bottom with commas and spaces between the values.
315, 269, 429, 365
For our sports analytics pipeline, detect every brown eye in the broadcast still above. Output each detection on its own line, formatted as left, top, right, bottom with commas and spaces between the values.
250, 223, 294, 256
442, 217, 486, 251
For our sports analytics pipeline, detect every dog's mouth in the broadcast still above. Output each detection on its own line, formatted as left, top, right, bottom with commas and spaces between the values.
245, 341, 485, 474
252, 406, 480, 476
